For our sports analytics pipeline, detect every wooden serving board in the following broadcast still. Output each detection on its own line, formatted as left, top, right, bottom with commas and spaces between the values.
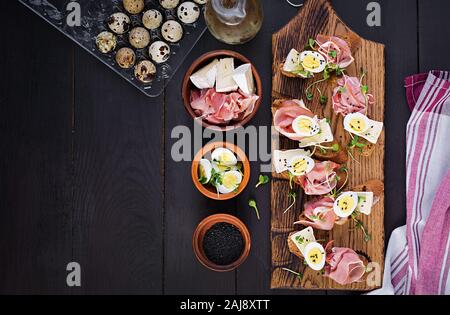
270, 0, 385, 291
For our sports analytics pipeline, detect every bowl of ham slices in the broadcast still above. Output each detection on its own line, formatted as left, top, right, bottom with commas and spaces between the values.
182, 50, 262, 131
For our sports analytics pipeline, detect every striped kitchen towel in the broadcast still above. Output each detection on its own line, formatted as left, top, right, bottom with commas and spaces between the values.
370, 70, 450, 295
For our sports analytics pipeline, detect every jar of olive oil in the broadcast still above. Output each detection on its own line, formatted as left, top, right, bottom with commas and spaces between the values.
204, 0, 263, 45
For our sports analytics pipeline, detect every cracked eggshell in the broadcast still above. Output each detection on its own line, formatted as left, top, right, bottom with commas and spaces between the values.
134, 60, 157, 83
177, 1, 200, 24
129, 27, 151, 49
107, 12, 131, 35
149, 41, 171, 64
96, 31, 117, 53
142, 9, 164, 30
115, 47, 136, 69
161, 20, 184, 43
123, 0, 145, 14
159, 0, 180, 9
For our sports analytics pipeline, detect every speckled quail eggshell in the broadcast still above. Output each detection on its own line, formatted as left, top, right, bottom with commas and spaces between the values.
142, 9, 163, 30
161, 20, 184, 43
115, 47, 136, 69
149, 41, 171, 64
96, 31, 117, 53
107, 12, 131, 35
177, 1, 200, 24
123, 0, 145, 14
193, 0, 207, 4
159, 0, 180, 9
135, 60, 157, 83
129, 27, 151, 49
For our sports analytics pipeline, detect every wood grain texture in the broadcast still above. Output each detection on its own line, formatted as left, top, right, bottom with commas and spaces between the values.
271, 0, 385, 291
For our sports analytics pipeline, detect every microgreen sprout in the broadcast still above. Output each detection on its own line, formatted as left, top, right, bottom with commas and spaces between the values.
282, 268, 303, 281
248, 199, 260, 220
283, 191, 297, 214
256, 174, 269, 188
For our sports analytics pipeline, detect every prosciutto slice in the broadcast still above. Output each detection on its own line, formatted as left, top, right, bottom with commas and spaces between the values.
190, 88, 259, 125
332, 75, 375, 116
324, 241, 366, 285
273, 99, 314, 141
316, 35, 354, 69
295, 197, 336, 230
296, 161, 340, 196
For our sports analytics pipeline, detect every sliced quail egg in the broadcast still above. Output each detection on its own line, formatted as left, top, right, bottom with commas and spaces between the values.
143, 9, 164, 30
344, 113, 384, 144
198, 159, 212, 184
123, 0, 145, 14
115, 47, 136, 69
218, 171, 243, 194
304, 242, 326, 271
159, 0, 180, 9
134, 60, 156, 83
161, 20, 184, 43
333, 192, 359, 218
129, 27, 151, 49
107, 12, 131, 35
96, 31, 117, 54
149, 41, 171, 64
177, 1, 201, 24
292, 115, 320, 137
211, 148, 237, 166
300, 51, 327, 73
287, 155, 315, 176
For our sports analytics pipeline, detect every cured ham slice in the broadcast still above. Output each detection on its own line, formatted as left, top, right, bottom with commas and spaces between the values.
273, 99, 314, 141
295, 197, 336, 230
324, 241, 366, 285
332, 75, 375, 116
190, 88, 259, 125
295, 161, 340, 196
316, 35, 354, 69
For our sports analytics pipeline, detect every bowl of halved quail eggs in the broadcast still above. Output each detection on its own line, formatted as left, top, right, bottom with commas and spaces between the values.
95, 0, 207, 87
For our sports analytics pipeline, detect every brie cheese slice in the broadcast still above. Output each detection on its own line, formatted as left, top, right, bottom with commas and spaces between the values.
216, 58, 239, 93
290, 227, 316, 257
232, 63, 255, 95
298, 119, 334, 148
273, 149, 311, 174
190, 59, 219, 90
356, 192, 374, 215
283, 48, 302, 73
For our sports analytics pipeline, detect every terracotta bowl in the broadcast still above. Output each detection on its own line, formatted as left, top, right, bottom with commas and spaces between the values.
193, 214, 251, 272
182, 50, 263, 132
191, 141, 250, 201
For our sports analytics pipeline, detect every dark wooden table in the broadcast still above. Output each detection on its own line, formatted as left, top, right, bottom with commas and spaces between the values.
1, 0, 449, 295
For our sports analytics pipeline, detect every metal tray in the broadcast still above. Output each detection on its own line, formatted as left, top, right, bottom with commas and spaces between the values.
18, 0, 207, 97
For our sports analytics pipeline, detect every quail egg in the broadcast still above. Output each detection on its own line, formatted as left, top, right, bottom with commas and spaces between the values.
107, 12, 131, 35
96, 31, 117, 54
115, 47, 136, 69
149, 41, 171, 64
287, 155, 315, 177
211, 148, 237, 166
177, 1, 200, 24
161, 20, 184, 43
198, 159, 212, 184
292, 115, 320, 137
123, 0, 145, 14
129, 27, 151, 49
193, 0, 207, 4
304, 242, 326, 271
217, 171, 243, 194
143, 9, 164, 30
333, 192, 359, 218
134, 60, 157, 83
300, 51, 327, 73
159, 0, 180, 9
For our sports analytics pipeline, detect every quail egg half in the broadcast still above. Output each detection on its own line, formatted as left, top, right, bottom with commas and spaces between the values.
123, 0, 145, 14
287, 155, 315, 177
333, 192, 359, 218
159, 0, 180, 9
129, 27, 151, 49
292, 115, 320, 137
107, 12, 131, 35
217, 171, 243, 194
304, 242, 326, 271
300, 51, 327, 73
198, 159, 212, 184
134, 60, 157, 83
161, 20, 184, 43
143, 9, 164, 30
177, 1, 201, 24
149, 41, 171, 64
115, 47, 136, 69
96, 31, 117, 54
211, 148, 238, 167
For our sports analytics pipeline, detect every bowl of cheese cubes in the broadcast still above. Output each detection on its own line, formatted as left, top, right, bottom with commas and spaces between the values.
182, 50, 262, 131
